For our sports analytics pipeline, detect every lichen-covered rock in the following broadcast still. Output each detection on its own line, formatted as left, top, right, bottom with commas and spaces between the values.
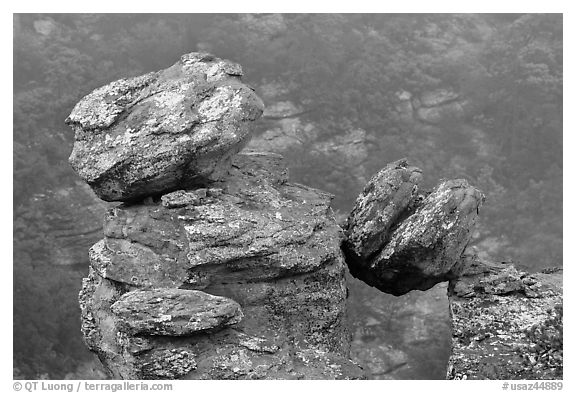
369, 179, 484, 294
343, 164, 485, 295
111, 289, 243, 335
343, 159, 422, 261
160, 189, 206, 208
79, 152, 365, 379
79, 267, 200, 379
138, 348, 197, 379
66, 52, 264, 202
447, 261, 563, 380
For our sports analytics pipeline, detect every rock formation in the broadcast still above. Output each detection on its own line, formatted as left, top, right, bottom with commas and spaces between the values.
447, 261, 563, 379
343, 159, 485, 295
72, 53, 363, 379
80, 152, 366, 379
70, 52, 561, 380
66, 52, 264, 202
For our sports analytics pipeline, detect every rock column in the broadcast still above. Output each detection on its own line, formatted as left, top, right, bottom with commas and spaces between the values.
70, 53, 364, 379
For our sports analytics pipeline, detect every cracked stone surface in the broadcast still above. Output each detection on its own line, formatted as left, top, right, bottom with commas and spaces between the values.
66, 52, 264, 202
343, 160, 485, 295
110, 288, 244, 336
79, 152, 365, 379
447, 260, 563, 380
343, 159, 423, 261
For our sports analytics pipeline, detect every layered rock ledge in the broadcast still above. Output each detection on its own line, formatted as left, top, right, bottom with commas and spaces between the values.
79, 152, 364, 379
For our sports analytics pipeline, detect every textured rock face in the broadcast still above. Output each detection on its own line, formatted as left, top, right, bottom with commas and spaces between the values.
79, 152, 364, 379
447, 261, 563, 380
344, 159, 423, 261
343, 159, 485, 295
110, 289, 244, 336
66, 52, 264, 202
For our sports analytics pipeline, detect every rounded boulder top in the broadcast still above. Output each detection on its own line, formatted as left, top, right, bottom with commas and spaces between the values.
66, 52, 265, 202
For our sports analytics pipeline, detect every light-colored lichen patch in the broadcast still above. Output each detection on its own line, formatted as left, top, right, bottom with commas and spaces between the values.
67, 72, 158, 130
197, 86, 241, 122
111, 288, 243, 335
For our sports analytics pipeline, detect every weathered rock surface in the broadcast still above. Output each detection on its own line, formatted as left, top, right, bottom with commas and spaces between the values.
66, 52, 264, 202
79, 152, 365, 379
110, 289, 244, 336
343, 160, 485, 295
344, 159, 422, 261
447, 261, 562, 380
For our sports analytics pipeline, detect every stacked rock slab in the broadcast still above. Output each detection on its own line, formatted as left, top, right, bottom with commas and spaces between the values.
342, 159, 485, 296
71, 53, 364, 379
446, 261, 563, 380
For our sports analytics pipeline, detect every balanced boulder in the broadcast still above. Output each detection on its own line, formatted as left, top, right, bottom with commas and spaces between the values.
343, 159, 422, 261
66, 52, 264, 202
343, 161, 485, 295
